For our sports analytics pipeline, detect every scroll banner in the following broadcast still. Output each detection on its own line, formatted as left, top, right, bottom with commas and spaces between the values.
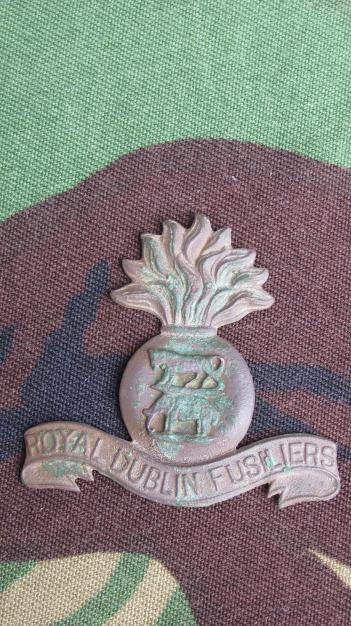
22, 422, 340, 508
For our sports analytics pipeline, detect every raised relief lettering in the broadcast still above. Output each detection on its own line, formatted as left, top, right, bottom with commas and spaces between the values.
21, 215, 340, 509
208, 466, 225, 491
321, 445, 336, 468
70, 432, 88, 456
26, 432, 42, 457
288, 442, 304, 466
304, 442, 318, 466
110, 448, 131, 473
160, 472, 172, 496
242, 454, 261, 478
89, 437, 103, 464
226, 461, 245, 483
181, 473, 199, 496
59, 429, 77, 453
128, 459, 148, 484
41, 430, 58, 454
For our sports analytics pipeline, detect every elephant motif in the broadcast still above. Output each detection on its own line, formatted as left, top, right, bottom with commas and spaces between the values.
144, 349, 232, 441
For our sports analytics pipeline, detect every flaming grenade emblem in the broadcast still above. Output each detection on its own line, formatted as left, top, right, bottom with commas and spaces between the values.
22, 214, 340, 508
112, 214, 274, 463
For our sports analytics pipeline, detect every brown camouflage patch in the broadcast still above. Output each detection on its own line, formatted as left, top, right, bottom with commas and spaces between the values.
1, 139, 350, 625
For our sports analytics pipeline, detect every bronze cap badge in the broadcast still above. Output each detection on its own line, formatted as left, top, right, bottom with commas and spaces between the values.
22, 215, 340, 508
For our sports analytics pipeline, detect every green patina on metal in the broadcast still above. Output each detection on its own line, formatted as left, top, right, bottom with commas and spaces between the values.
67, 432, 88, 456
145, 347, 233, 442
111, 214, 269, 464
42, 460, 88, 479
164, 334, 226, 354
155, 440, 182, 461
41, 431, 56, 455
114, 215, 273, 328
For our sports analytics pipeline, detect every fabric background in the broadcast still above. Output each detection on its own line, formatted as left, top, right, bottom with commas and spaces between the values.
0, 2, 350, 625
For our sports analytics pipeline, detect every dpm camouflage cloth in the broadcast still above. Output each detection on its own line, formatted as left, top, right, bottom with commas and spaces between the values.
0, 2, 350, 625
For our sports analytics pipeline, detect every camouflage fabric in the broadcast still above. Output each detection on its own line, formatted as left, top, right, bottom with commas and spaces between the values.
1, 3, 351, 626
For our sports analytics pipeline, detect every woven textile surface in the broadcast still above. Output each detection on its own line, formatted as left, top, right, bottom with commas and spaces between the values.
1, 2, 350, 625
